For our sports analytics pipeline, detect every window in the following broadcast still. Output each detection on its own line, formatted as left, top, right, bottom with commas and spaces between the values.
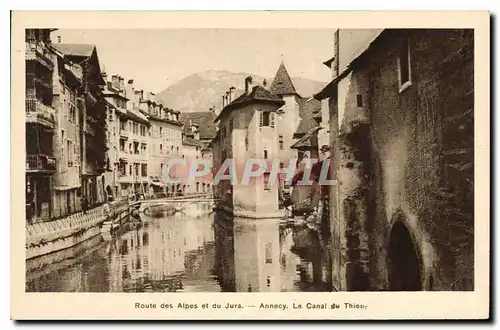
356, 94, 363, 107
134, 163, 139, 177
278, 134, 284, 150
260, 111, 270, 127
61, 130, 65, 169
160, 144, 163, 153
67, 140, 73, 167
264, 172, 271, 191
119, 139, 125, 152
134, 141, 139, 154
159, 127, 163, 137
128, 143, 132, 154
398, 37, 411, 92
69, 92, 77, 123
129, 164, 132, 175
141, 143, 147, 154
263, 149, 268, 159
141, 164, 148, 177
120, 162, 127, 176
265, 243, 272, 264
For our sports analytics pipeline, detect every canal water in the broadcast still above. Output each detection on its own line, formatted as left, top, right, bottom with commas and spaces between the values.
26, 202, 333, 292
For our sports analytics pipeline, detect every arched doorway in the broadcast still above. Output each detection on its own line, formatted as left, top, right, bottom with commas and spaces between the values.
388, 221, 422, 291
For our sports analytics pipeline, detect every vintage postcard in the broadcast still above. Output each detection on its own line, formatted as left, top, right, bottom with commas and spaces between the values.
11, 11, 490, 320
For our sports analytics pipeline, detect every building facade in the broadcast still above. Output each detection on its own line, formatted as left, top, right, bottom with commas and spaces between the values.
102, 74, 129, 201
116, 103, 151, 199
25, 29, 57, 222
53, 42, 108, 209
213, 76, 285, 218
135, 90, 183, 197
50, 44, 84, 218
315, 29, 474, 291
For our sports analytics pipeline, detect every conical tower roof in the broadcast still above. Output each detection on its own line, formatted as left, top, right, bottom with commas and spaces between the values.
269, 61, 298, 96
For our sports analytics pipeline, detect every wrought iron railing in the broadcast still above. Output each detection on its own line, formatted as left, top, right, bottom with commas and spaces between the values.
25, 98, 56, 128
25, 42, 54, 70
26, 154, 56, 172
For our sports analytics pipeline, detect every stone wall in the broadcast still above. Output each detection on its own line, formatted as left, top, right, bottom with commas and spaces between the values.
333, 29, 474, 291
26, 200, 129, 259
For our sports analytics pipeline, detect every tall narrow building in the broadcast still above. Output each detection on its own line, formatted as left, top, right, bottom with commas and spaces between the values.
213, 76, 285, 218
25, 29, 57, 222
52, 42, 108, 208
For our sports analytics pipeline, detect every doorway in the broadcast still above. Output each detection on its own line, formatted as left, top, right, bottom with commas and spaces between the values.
388, 220, 422, 291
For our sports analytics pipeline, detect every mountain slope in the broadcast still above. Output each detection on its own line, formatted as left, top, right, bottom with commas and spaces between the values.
156, 70, 326, 113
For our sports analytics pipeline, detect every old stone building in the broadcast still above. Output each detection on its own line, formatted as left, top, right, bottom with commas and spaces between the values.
179, 111, 217, 194
102, 73, 129, 201
53, 42, 108, 208
213, 76, 285, 218
25, 29, 57, 222
315, 29, 474, 291
50, 44, 85, 217
134, 90, 182, 197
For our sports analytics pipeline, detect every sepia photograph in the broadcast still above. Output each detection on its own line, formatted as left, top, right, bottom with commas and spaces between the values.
11, 11, 490, 320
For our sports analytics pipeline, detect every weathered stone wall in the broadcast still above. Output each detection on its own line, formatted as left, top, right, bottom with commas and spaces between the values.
333, 29, 474, 291
367, 30, 474, 290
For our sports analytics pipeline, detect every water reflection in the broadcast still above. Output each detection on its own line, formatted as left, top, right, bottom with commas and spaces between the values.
26, 203, 332, 292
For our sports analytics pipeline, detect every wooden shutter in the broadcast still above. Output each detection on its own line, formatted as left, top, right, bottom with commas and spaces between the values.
259, 111, 263, 127
270, 112, 275, 128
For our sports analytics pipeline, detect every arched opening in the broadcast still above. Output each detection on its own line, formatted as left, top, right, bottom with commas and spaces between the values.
388, 221, 422, 291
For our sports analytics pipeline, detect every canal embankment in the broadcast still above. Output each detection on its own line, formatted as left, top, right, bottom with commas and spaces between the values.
25, 199, 130, 260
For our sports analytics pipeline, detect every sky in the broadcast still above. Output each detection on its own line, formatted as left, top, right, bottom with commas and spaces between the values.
51, 29, 335, 93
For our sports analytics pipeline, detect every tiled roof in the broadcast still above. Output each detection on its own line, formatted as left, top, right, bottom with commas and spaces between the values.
125, 109, 150, 126
291, 126, 320, 150
269, 62, 298, 96
52, 43, 96, 58
179, 112, 217, 140
294, 97, 321, 137
215, 85, 284, 122
182, 136, 204, 148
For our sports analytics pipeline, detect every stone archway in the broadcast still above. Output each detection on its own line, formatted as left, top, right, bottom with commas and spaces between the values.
388, 220, 422, 291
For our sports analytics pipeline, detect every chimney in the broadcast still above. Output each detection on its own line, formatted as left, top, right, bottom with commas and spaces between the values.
126, 79, 134, 100
111, 75, 119, 89
57, 36, 61, 43
119, 77, 125, 92
245, 76, 253, 95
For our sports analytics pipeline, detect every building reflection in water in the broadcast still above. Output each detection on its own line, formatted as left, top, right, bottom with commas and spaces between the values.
213, 213, 333, 292
26, 203, 333, 292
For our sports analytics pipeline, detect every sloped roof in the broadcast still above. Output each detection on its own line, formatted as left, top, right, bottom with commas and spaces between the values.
291, 126, 321, 150
179, 112, 217, 140
52, 43, 96, 58
294, 97, 321, 138
125, 109, 150, 126
269, 62, 298, 96
182, 136, 204, 148
215, 85, 284, 122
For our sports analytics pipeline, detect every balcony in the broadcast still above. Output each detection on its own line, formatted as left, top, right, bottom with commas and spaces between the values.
26, 98, 56, 129
26, 154, 56, 173
120, 129, 131, 138
25, 42, 54, 70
